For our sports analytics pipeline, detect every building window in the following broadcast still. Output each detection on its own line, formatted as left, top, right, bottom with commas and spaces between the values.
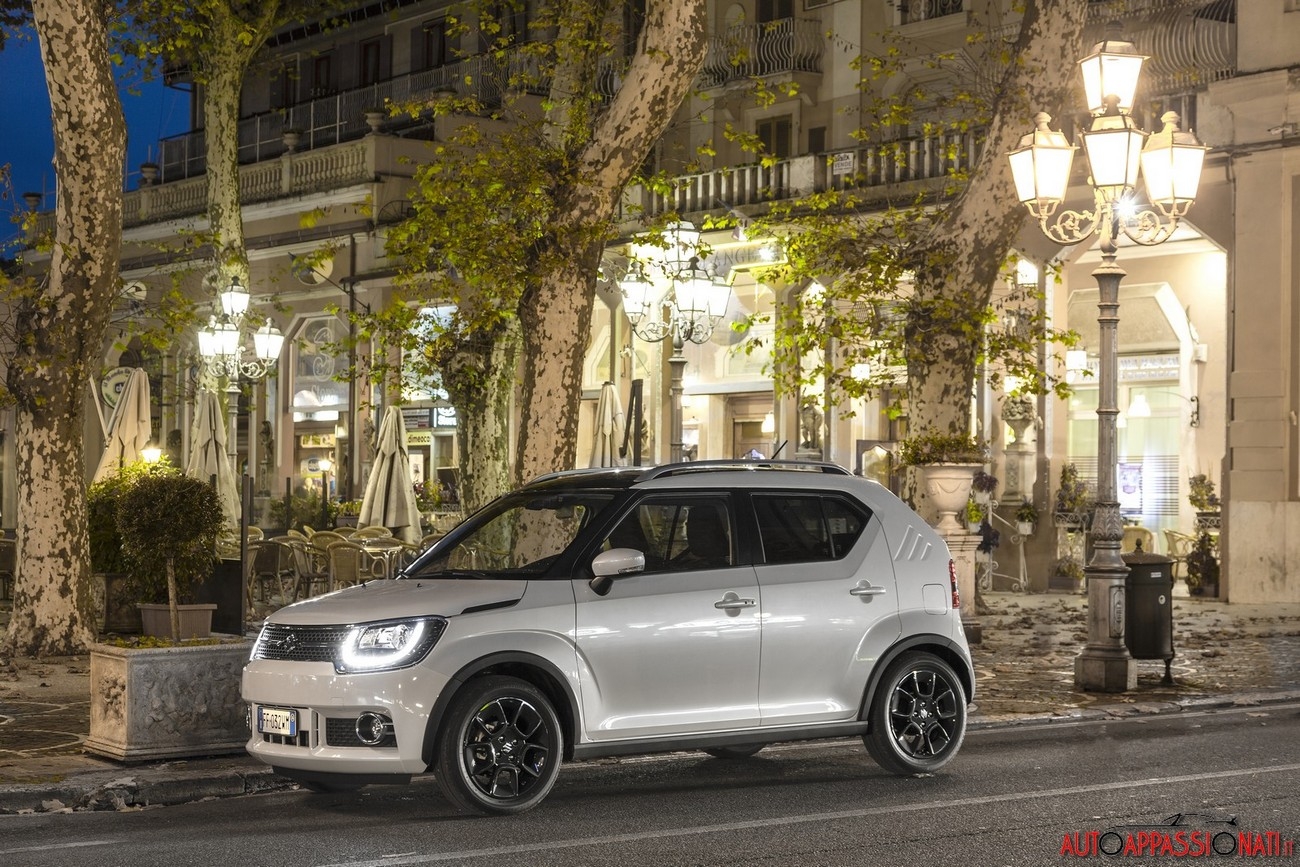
423, 19, 449, 69
757, 116, 793, 159
271, 62, 296, 109
758, 0, 794, 22
897, 0, 963, 25
311, 54, 333, 97
360, 39, 382, 86
808, 126, 826, 154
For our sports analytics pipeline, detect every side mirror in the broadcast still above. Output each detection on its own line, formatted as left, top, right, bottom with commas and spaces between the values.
589, 547, 645, 596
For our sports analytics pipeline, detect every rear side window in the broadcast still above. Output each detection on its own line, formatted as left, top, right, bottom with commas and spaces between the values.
753, 495, 867, 564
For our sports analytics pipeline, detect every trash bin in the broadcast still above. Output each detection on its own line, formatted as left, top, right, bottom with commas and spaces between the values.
1123, 549, 1176, 684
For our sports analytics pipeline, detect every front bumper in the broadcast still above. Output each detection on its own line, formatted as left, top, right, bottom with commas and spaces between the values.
242, 659, 450, 776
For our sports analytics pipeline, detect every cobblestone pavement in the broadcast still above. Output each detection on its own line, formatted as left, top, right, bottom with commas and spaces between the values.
1, 592, 1298, 805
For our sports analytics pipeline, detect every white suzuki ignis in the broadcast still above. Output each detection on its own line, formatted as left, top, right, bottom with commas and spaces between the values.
243, 461, 973, 815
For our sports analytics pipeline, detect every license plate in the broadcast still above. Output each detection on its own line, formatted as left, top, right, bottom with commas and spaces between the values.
257, 706, 298, 736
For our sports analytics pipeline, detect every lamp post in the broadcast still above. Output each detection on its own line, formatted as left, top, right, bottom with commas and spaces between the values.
618, 222, 732, 463
196, 276, 285, 382
1008, 25, 1206, 692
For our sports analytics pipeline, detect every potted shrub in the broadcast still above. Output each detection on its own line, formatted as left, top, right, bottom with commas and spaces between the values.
116, 470, 225, 641
1015, 499, 1038, 536
334, 498, 363, 529
899, 431, 987, 533
1054, 462, 1092, 530
88, 460, 155, 634
1186, 531, 1220, 597
1188, 474, 1221, 531
971, 469, 998, 505
964, 499, 985, 533
1051, 555, 1084, 593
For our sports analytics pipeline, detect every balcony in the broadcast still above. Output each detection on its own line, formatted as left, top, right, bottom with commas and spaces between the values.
618, 127, 985, 226
700, 18, 824, 89
159, 48, 626, 183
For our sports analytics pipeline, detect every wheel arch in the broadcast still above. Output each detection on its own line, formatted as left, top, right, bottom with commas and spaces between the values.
858, 635, 975, 725
421, 652, 581, 769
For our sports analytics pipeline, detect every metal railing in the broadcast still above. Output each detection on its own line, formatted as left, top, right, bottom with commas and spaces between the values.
700, 18, 824, 88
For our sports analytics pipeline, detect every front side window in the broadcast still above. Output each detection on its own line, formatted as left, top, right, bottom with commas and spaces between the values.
602, 496, 734, 572
753, 495, 867, 564
417, 491, 615, 577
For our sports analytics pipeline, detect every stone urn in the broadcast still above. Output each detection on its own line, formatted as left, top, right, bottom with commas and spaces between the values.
914, 464, 980, 533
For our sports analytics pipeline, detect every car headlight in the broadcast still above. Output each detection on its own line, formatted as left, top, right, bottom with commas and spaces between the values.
335, 617, 447, 673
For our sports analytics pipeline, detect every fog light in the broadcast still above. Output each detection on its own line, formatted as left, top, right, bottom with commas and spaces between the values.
356, 712, 393, 746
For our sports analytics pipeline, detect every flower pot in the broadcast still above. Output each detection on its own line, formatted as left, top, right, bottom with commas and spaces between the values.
86, 640, 252, 761
1016, 521, 1034, 536
967, 522, 982, 534
914, 463, 980, 533
137, 603, 217, 639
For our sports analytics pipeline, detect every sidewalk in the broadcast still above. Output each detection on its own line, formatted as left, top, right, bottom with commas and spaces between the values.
2, 592, 1299, 814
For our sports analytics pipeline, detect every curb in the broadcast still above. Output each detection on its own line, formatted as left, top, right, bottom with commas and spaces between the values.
5, 689, 1299, 814
0, 763, 295, 815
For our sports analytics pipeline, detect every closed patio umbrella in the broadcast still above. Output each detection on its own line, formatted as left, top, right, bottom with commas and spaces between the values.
93, 368, 152, 482
590, 381, 625, 468
358, 406, 422, 544
187, 390, 240, 529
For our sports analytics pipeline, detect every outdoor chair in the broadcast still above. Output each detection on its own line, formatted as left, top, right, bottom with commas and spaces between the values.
285, 538, 330, 597
0, 538, 14, 602
285, 528, 308, 541
353, 525, 394, 539
1122, 525, 1155, 554
308, 530, 346, 554
246, 526, 265, 542
359, 536, 409, 578
1164, 530, 1197, 583
326, 540, 371, 592
246, 539, 300, 613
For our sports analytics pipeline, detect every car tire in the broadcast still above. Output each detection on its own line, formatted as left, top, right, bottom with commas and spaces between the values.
702, 744, 765, 759
863, 651, 967, 775
434, 675, 562, 815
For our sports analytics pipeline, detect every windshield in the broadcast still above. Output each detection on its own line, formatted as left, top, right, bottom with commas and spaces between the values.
412, 490, 615, 578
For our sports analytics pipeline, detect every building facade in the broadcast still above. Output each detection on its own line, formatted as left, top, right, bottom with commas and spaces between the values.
11, 0, 1298, 601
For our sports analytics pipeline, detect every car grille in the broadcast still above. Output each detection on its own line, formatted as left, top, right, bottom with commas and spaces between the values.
252, 624, 353, 663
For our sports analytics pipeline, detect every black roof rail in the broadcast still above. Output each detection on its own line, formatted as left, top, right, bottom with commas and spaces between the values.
525, 466, 642, 486
636, 460, 852, 481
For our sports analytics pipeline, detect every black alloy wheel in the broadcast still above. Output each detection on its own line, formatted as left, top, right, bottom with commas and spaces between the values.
864, 651, 967, 775
435, 676, 562, 815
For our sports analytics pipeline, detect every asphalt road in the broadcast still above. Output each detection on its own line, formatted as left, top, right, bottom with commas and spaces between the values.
3, 704, 1299, 867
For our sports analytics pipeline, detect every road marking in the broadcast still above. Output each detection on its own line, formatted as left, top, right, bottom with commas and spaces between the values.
316, 763, 1300, 867
0, 840, 121, 855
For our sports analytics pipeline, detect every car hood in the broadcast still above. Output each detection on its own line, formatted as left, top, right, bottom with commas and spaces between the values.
267, 578, 528, 625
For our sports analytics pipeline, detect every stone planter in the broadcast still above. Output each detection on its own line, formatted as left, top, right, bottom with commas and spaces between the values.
1016, 521, 1035, 536
137, 603, 217, 639
86, 640, 252, 761
914, 463, 980, 533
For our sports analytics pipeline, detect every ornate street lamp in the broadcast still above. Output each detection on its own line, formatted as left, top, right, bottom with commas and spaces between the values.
618, 222, 732, 462
197, 276, 284, 381
1007, 26, 1206, 692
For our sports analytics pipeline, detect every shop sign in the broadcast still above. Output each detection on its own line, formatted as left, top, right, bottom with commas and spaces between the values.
408, 431, 432, 447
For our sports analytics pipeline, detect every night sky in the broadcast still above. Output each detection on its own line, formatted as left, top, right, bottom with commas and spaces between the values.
1, 26, 190, 247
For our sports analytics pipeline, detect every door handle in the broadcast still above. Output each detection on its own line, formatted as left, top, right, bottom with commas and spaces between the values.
850, 582, 887, 598
714, 591, 756, 610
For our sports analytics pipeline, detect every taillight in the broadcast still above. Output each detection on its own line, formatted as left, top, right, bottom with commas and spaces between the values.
949, 559, 960, 610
